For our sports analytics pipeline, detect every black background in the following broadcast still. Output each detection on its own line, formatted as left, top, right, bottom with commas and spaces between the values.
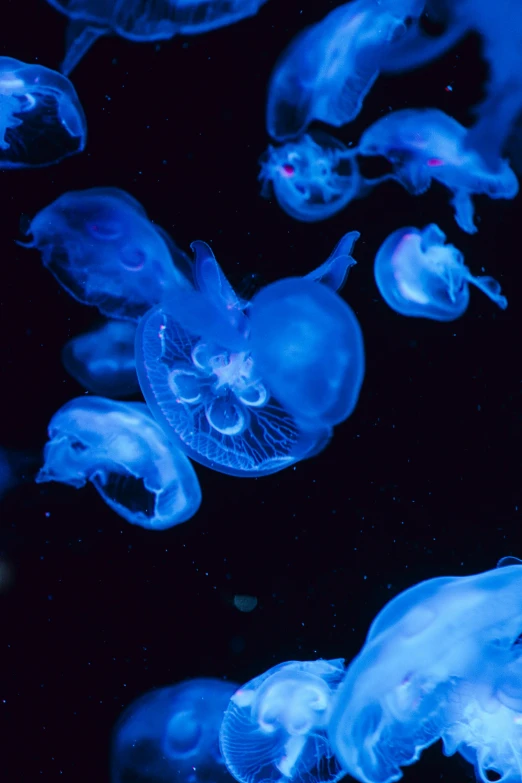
1, 1, 520, 781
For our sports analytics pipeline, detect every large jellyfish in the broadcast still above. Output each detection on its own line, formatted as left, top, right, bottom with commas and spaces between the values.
357, 108, 519, 233
220, 659, 345, 783
46, 0, 270, 75
374, 224, 507, 320
266, 0, 424, 140
328, 558, 522, 783
135, 234, 362, 476
36, 397, 202, 529
23, 187, 192, 321
0, 56, 86, 168
62, 320, 140, 397
112, 678, 238, 783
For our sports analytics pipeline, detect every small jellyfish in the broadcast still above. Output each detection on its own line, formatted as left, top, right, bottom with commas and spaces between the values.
23, 187, 192, 321
259, 132, 362, 222
266, 0, 424, 140
46, 0, 270, 75
135, 240, 344, 477
112, 678, 238, 783
357, 108, 519, 233
374, 224, 507, 320
62, 320, 140, 397
328, 560, 522, 783
220, 659, 345, 783
0, 56, 86, 168
36, 397, 202, 530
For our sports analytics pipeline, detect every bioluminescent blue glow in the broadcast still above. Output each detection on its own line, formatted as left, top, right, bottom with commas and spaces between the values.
36, 397, 202, 529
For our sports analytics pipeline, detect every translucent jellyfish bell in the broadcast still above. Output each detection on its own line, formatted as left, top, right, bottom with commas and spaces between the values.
328, 560, 522, 783
358, 108, 519, 233
24, 187, 192, 321
259, 132, 362, 222
0, 56, 86, 168
111, 678, 238, 783
62, 320, 140, 398
220, 659, 345, 783
374, 224, 507, 320
36, 397, 201, 529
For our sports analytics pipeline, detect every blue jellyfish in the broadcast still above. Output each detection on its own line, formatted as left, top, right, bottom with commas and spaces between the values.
374, 224, 507, 320
36, 397, 202, 529
112, 678, 238, 783
259, 132, 363, 222
357, 108, 519, 233
62, 320, 140, 397
23, 187, 192, 321
0, 57, 86, 168
46, 0, 270, 75
136, 237, 364, 476
328, 559, 522, 783
220, 659, 345, 783
266, 0, 424, 141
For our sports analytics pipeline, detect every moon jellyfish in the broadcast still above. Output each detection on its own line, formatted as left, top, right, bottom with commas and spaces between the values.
23, 187, 191, 321
328, 559, 522, 783
46, 0, 270, 75
374, 224, 507, 320
259, 132, 362, 222
36, 397, 202, 529
0, 57, 86, 168
266, 0, 424, 141
357, 108, 519, 233
62, 321, 140, 397
134, 238, 363, 476
112, 678, 238, 783
220, 659, 345, 783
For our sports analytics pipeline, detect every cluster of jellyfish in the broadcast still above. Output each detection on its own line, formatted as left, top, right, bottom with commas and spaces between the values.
110, 558, 522, 783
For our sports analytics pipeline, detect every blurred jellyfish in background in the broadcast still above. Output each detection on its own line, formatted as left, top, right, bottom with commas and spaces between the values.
46, 0, 271, 75
357, 109, 519, 233
259, 132, 364, 222
266, 0, 424, 140
112, 678, 238, 783
220, 659, 345, 783
0, 56, 86, 168
62, 320, 140, 398
374, 224, 507, 320
36, 397, 201, 529
328, 558, 522, 783
23, 187, 192, 321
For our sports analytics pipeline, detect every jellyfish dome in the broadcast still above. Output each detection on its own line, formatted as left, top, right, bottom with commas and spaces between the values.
0, 56, 86, 168
36, 397, 201, 529
328, 560, 522, 783
24, 187, 192, 321
220, 659, 345, 783
112, 678, 238, 783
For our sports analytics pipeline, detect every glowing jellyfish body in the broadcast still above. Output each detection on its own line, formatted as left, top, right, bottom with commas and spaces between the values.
259, 132, 362, 222
220, 659, 345, 783
0, 57, 86, 168
112, 678, 238, 783
358, 108, 519, 233
24, 187, 191, 321
374, 224, 507, 320
266, 0, 424, 140
328, 560, 522, 783
36, 397, 202, 529
46, 0, 270, 75
62, 320, 140, 397
136, 240, 350, 477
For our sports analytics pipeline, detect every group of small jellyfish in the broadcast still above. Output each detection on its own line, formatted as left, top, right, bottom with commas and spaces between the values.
3, 0, 522, 780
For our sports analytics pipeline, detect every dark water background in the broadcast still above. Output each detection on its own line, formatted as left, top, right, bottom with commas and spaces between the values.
1, 1, 520, 780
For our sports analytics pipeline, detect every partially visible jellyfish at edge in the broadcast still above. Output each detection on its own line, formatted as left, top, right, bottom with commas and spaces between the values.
36, 397, 202, 530
111, 678, 238, 783
374, 224, 507, 320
